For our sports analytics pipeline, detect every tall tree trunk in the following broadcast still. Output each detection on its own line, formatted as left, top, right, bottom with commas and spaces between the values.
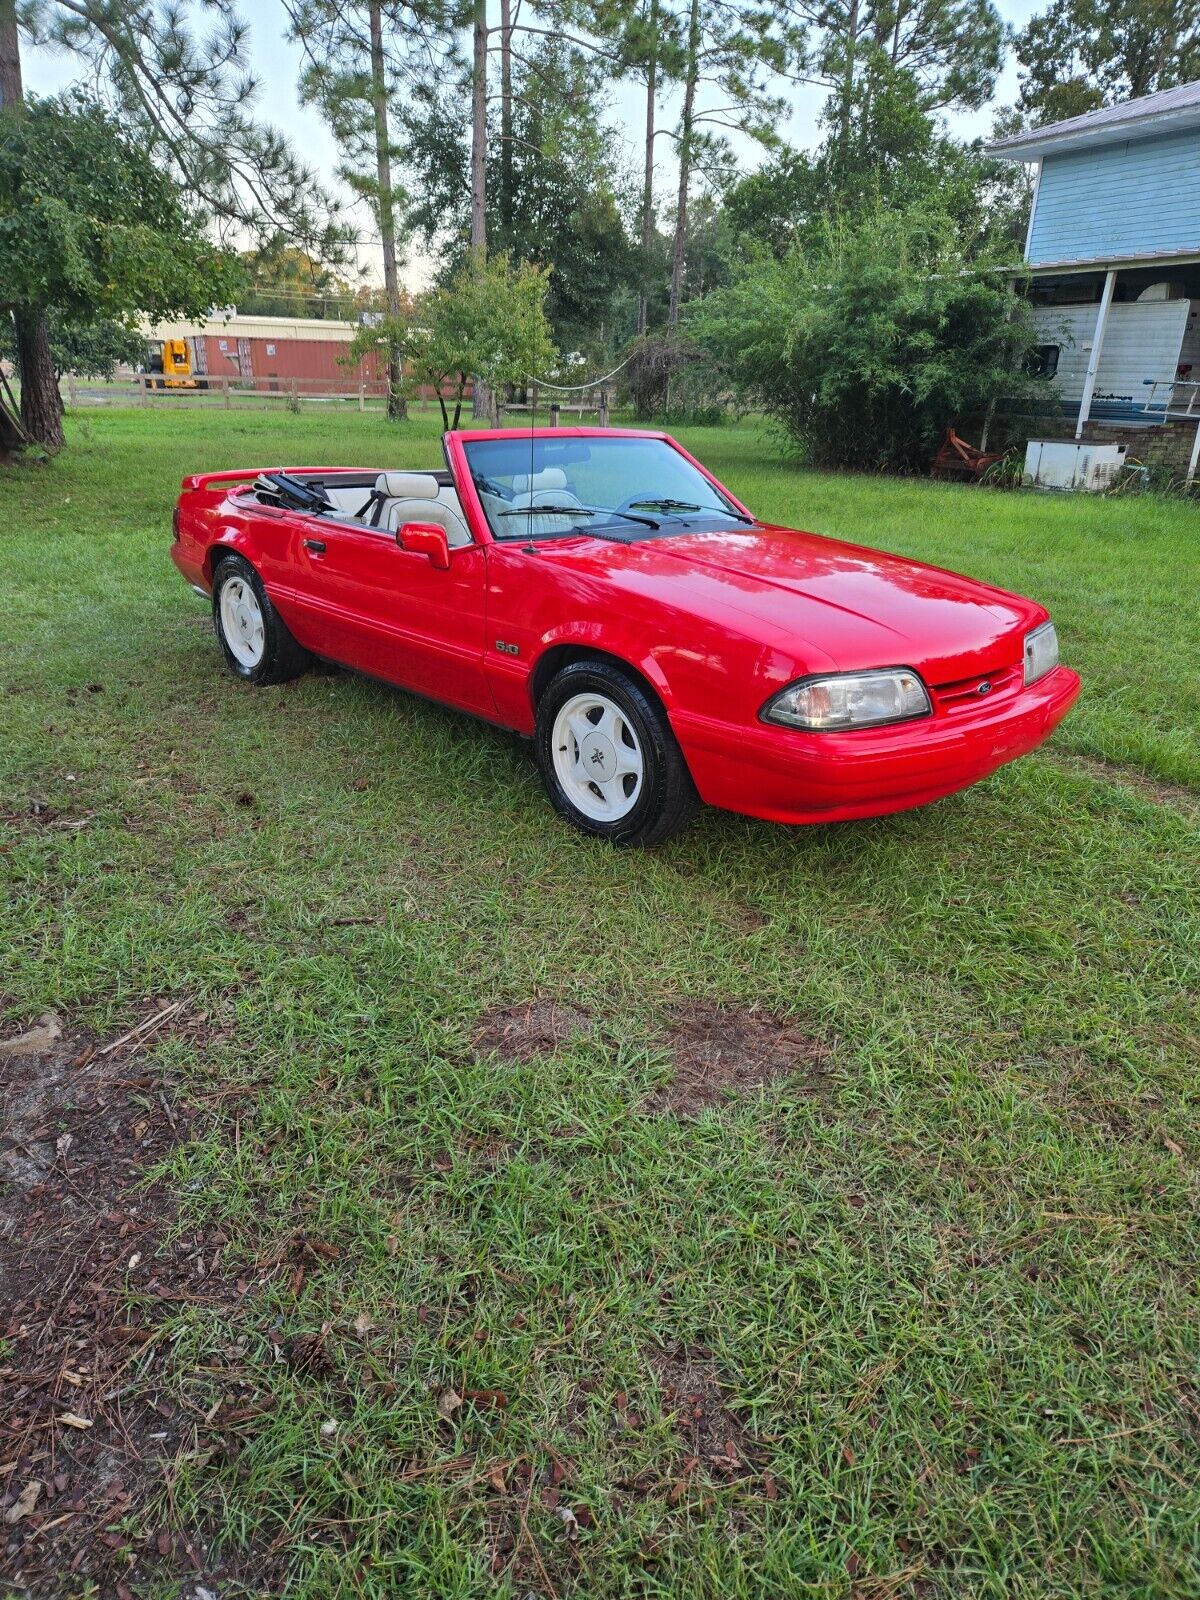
836, 0, 860, 175
470, 0, 490, 418
0, 0, 21, 107
1, 4, 63, 450
369, 0, 407, 422
667, 0, 699, 330
637, 2, 657, 337
499, 0, 513, 245
14, 307, 65, 451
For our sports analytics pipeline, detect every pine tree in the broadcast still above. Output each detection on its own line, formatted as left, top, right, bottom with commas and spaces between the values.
1, 0, 346, 448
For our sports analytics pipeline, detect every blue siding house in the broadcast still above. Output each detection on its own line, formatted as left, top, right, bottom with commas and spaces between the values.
987, 82, 1200, 448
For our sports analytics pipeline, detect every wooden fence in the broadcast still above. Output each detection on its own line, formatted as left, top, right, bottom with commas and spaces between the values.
65, 375, 616, 425
67, 373, 393, 410
498, 390, 612, 428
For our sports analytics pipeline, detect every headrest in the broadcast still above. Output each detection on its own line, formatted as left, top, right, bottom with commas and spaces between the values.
511, 467, 567, 494
376, 471, 441, 499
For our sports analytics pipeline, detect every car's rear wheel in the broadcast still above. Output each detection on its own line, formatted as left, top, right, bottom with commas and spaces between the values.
212, 553, 310, 685
535, 660, 698, 846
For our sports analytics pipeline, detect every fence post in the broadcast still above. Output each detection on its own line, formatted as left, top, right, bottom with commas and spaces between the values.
291, 376, 299, 408
139, 375, 149, 408
67, 374, 78, 407
550, 402, 560, 428
359, 382, 365, 413
598, 387, 610, 427
223, 377, 231, 410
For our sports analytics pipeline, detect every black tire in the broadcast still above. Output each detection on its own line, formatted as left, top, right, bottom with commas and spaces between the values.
534, 659, 699, 847
212, 552, 311, 685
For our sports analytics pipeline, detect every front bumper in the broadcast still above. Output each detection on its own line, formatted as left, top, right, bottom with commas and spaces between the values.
672, 665, 1081, 824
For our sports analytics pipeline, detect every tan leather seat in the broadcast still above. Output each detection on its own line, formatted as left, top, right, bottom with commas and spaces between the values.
505, 466, 587, 539
374, 472, 472, 547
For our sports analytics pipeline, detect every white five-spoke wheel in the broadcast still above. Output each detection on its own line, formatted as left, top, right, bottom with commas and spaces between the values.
219, 575, 265, 669
535, 659, 699, 846
212, 553, 311, 685
551, 691, 645, 822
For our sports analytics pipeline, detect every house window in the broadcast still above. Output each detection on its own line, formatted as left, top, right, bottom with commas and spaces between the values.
1029, 343, 1060, 379
266, 343, 277, 356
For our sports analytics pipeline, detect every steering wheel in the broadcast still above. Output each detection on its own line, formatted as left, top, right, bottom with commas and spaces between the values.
473, 472, 514, 501
524, 489, 585, 510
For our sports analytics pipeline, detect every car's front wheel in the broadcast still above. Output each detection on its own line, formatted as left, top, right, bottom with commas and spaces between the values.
535, 660, 698, 846
212, 553, 310, 685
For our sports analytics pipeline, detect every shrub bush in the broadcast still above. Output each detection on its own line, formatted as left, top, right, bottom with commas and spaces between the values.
688, 208, 1045, 472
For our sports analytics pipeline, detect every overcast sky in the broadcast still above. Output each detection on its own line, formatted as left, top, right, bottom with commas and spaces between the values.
21, 0, 1041, 293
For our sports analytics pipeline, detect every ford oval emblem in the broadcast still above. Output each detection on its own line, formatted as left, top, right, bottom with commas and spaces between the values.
977, 680, 993, 696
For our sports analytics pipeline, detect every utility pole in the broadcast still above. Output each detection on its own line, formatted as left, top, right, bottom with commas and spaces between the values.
470, 0, 490, 417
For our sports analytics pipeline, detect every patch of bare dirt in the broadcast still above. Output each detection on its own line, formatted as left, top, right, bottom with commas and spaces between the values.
601, 1346, 770, 1524
647, 1000, 827, 1116
0, 1000, 254, 1598
472, 1000, 592, 1064
650, 1348, 752, 1474
1057, 753, 1200, 819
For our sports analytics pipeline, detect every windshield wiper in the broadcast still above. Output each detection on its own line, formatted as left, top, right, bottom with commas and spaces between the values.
628, 497, 754, 524
496, 503, 661, 529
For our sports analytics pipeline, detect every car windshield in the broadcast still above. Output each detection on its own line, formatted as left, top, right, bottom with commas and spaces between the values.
462, 435, 745, 540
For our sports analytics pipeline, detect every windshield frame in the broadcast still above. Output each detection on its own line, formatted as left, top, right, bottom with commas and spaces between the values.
444, 427, 754, 545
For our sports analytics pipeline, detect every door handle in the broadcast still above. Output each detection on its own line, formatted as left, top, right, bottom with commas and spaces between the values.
303, 537, 326, 554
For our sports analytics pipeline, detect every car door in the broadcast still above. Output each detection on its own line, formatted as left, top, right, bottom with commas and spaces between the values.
279, 511, 493, 716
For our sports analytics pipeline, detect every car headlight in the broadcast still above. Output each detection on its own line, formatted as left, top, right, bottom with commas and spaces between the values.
761, 669, 931, 732
1023, 621, 1059, 685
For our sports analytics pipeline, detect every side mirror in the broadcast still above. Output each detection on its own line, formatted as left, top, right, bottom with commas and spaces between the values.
397, 521, 451, 569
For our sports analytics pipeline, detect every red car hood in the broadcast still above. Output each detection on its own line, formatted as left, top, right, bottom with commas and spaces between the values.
610, 523, 1044, 682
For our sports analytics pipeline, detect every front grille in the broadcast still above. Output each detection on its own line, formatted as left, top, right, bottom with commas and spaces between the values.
931, 663, 1020, 712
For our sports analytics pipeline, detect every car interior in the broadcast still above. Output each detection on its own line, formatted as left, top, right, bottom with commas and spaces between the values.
251, 465, 601, 547
252, 470, 474, 547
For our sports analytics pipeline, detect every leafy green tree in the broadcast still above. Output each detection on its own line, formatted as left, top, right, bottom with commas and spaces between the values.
665, 0, 806, 326
723, 63, 1031, 260
238, 242, 366, 320
0, 313, 148, 379
1, 0, 346, 446
349, 253, 555, 428
490, 44, 636, 350
0, 94, 241, 447
399, 41, 640, 352
689, 206, 1040, 471
284, 0, 464, 419
1013, 0, 1200, 125
806, 0, 1005, 170
553, 0, 685, 333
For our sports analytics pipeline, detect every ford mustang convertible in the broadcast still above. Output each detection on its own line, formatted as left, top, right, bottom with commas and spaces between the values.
170, 428, 1080, 845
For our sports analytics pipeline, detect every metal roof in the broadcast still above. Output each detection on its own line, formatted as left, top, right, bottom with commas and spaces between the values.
986, 79, 1200, 160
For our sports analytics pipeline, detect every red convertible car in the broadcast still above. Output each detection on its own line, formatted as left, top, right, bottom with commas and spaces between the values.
171, 428, 1080, 845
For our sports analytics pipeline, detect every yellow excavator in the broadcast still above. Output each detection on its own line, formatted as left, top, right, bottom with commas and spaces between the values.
147, 337, 200, 390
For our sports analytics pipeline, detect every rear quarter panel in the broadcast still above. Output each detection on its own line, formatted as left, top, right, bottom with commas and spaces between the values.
173, 482, 295, 603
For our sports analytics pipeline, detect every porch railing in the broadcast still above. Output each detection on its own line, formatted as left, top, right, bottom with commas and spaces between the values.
1141, 377, 1200, 420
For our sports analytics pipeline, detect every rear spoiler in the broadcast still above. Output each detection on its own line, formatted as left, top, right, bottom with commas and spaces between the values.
179, 467, 366, 492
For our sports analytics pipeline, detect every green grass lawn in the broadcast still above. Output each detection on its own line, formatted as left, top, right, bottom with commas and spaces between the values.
2, 407, 1199, 1598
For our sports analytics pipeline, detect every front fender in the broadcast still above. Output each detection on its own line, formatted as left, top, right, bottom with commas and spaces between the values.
531, 623, 676, 708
